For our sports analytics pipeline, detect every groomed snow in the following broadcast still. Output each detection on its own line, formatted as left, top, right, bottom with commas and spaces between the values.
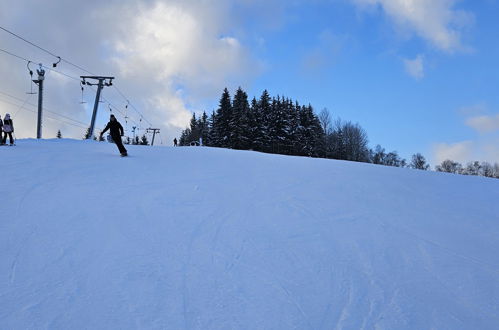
1, 139, 498, 329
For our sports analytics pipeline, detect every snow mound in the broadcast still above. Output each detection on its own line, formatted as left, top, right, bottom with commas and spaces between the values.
1, 139, 498, 329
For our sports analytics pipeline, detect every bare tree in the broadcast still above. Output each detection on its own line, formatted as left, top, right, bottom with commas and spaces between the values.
436, 160, 463, 174
329, 119, 370, 162
494, 163, 499, 178
480, 162, 494, 177
409, 153, 430, 170
318, 108, 332, 135
463, 161, 481, 176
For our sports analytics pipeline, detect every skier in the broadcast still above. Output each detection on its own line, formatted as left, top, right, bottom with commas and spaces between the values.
100, 114, 128, 156
0, 115, 3, 145
2, 114, 14, 146
173, 138, 178, 147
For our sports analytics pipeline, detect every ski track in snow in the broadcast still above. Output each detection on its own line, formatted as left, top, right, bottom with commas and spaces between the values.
1, 139, 499, 329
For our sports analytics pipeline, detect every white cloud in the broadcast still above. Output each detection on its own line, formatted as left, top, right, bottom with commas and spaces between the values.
0, 0, 261, 143
433, 139, 499, 164
465, 114, 499, 134
403, 54, 424, 79
458, 103, 487, 116
433, 141, 473, 164
351, 0, 473, 52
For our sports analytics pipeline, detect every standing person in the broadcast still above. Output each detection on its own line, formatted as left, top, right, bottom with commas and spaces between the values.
0, 115, 3, 146
2, 114, 14, 146
100, 114, 127, 156
173, 138, 178, 147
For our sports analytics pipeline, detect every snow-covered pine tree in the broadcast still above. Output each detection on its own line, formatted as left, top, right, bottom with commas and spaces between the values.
206, 111, 216, 147
199, 111, 209, 146
286, 99, 301, 155
298, 104, 324, 157
230, 87, 250, 150
258, 90, 272, 150
213, 88, 232, 148
247, 97, 264, 151
83, 127, 91, 140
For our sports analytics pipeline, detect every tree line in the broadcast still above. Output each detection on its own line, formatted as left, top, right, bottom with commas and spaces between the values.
435, 159, 499, 178
178, 87, 499, 180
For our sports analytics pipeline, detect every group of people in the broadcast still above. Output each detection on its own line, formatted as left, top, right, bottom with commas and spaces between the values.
0, 113, 179, 154
0, 114, 14, 146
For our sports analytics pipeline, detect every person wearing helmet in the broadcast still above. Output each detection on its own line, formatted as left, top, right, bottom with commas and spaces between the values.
2, 114, 14, 146
100, 114, 127, 156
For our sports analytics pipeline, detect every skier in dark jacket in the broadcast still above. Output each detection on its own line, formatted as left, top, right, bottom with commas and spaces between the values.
100, 114, 127, 156
0, 115, 3, 145
2, 114, 14, 145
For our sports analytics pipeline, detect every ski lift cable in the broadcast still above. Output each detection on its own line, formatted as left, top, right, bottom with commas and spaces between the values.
0, 47, 30, 62
0, 97, 90, 129
0, 25, 92, 72
112, 85, 152, 127
0, 89, 91, 127
99, 94, 139, 126
12, 93, 34, 118
0, 47, 79, 83
0, 26, 154, 127
0, 28, 153, 127
0, 26, 59, 59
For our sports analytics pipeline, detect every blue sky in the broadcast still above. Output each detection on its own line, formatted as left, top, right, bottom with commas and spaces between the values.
223, 0, 499, 163
0, 0, 498, 164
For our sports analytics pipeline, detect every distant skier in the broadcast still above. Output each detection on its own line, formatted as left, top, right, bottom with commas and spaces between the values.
173, 138, 178, 147
2, 114, 14, 146
100, 114, 128, 157
0, 115, 3, 145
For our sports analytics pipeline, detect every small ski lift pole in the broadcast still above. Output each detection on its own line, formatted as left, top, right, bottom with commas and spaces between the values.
79, 81, 87, 104
26, 61, 37, 95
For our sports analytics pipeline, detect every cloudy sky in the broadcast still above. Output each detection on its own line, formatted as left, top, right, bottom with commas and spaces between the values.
0, 0, 498, 164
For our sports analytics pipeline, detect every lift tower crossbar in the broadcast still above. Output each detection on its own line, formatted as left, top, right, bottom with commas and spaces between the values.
80, 76, 114, 139
146, 128, 160, 146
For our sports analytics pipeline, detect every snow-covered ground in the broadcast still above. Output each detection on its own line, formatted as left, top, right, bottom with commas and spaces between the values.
1, 139, 498, 329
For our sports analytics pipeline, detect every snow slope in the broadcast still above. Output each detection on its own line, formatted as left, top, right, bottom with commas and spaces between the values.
1, 139, 498, 329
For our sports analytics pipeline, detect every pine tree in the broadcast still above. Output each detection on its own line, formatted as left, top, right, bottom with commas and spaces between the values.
83, 127, 91, 140
286, 99, 301, 155
212, 88, 232, 148
259, 90, 272, 149
199, 111, 209, 146
189, 113, 200, 143
56, 130, 62, 139
297, 105, 324, 157
206, 111, 216, 147
247, 97, 264, 151
230, 87, 250, 149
